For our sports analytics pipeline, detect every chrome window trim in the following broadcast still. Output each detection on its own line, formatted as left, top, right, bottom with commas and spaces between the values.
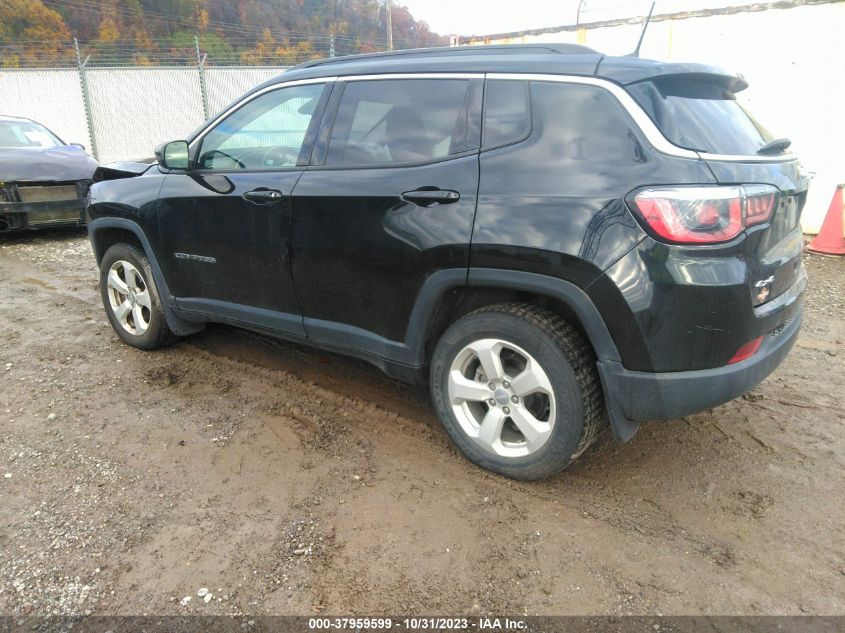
339, 72, 485, 81
189, 77, 337, 149
695, 151, 795, 163
486, 72, 796, 163
189, 71, 795, 164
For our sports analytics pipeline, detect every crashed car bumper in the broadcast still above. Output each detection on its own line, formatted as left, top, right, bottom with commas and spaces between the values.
0, 181, 91, 231
0, 199, 86, 231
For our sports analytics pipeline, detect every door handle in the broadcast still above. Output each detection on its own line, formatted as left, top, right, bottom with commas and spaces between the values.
400, 188, 460, 207
243, 188, 283, 203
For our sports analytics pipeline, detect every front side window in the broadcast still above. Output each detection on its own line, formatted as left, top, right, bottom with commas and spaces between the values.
0, 120, 62, 148
198, 83, 325, 170
325, 79, 477, 166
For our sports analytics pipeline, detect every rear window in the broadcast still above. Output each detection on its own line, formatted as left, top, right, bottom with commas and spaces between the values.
627, 76, 776, 156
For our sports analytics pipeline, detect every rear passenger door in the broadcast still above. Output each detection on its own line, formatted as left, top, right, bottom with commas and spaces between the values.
290, 75, 482, 358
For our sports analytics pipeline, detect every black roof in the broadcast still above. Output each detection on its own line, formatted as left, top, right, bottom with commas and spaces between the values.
259, 44, 739, 90
292, 43, 598, 69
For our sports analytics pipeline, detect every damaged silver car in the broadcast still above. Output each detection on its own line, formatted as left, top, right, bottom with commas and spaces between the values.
0, 115, 98, 232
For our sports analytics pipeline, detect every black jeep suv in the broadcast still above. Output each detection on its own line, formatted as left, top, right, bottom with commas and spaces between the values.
86, 44, 806, 479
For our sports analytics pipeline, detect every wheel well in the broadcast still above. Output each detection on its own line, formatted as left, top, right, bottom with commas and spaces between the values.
91, 227, 143, 264
424, 286, 594, 364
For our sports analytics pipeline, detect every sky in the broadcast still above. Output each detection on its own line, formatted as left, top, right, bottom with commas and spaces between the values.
399, 0, 749, 36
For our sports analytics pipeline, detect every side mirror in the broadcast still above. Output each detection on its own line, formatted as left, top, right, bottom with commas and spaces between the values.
69, 142, 86, 151
155, 140, 190, 170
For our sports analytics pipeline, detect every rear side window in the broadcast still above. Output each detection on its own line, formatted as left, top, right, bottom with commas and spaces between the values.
483, 80, 530, 149
530, 81, 639, 162
326, 79, 477, 166
628, 76, 776, 155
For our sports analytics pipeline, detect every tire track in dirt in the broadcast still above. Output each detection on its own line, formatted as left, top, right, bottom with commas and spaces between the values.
182, 331, 744, 574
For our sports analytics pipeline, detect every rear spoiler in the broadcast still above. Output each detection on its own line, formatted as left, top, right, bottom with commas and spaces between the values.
596, 57, 747, 92
628, 71, 749, 95
93, 160, 156, 183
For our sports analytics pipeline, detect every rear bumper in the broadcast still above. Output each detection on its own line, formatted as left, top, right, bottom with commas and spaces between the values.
599, 286, 803, 432
0, 199, 86, 231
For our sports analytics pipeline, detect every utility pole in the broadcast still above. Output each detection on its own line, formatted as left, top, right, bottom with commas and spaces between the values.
386, 0, 393, 51
330, 32, 336, 58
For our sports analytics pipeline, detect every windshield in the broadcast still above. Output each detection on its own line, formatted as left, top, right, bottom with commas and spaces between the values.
0, 120, 63, 149
628, 76, 777, 156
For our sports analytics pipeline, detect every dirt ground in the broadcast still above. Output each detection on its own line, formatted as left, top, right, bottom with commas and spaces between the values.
0, 228, 842, 618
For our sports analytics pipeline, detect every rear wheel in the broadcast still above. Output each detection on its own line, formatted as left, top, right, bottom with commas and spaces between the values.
100, 242, 176, 350
430, 303, 603, 480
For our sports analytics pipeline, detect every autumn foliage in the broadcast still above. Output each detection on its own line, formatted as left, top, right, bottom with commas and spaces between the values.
0, 0, 448, 67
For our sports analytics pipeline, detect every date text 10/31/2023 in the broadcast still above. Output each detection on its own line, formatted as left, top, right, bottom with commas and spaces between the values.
308, 617, 528, 630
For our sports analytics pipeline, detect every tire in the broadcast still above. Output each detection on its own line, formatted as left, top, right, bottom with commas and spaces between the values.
99, 242, 177, 350
430, 302, 604, 480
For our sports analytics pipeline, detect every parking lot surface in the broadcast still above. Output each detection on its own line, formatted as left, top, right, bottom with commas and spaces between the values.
0, 229, 843, 616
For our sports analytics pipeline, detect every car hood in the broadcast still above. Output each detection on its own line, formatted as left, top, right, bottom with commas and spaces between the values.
0, 146, 99, 182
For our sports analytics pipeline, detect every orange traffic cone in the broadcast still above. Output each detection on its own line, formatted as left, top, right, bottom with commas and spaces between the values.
808, 184, 845, 255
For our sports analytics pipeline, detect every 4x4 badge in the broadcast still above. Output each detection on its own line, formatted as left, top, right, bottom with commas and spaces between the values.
755, 276, 775, 303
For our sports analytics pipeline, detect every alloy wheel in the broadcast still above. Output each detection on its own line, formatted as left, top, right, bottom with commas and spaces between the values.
447, 338, 556, 457
106, 260, 151, 336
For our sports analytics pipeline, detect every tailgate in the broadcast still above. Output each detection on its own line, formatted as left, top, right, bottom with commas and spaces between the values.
705, 158, 809, 305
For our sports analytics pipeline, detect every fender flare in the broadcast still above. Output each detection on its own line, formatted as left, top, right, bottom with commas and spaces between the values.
467, 268, 622, 363
88, 217, 204, 336
412, 267, 638, 442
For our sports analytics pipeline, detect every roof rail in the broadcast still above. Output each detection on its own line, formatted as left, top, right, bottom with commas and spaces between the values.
290, 43, 598, 71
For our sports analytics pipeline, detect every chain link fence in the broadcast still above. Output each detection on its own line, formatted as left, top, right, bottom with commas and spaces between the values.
0, 58, 290, 164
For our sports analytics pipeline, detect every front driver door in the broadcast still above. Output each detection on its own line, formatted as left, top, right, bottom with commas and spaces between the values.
157, 80, 330, 335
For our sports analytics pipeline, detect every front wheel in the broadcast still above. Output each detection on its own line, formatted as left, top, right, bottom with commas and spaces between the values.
99, 242, 176, 350
430, 303, 604, 480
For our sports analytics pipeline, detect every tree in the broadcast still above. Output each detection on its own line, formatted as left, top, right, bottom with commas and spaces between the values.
0, 0, 449, 67
0, 0, 71, 66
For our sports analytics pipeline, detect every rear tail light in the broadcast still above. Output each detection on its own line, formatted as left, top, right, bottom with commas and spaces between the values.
630, 185, 778, 244
728, 336, 764, 364
743, 185, 777, 227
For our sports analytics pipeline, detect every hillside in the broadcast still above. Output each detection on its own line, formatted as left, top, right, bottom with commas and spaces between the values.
0, 0, 448, 67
